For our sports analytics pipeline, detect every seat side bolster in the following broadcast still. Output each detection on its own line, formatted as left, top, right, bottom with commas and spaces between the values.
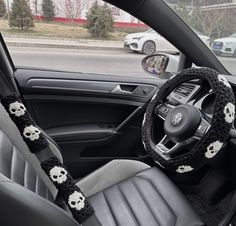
0, 178, 79, 226
77, 159, 151, 197
137, 168, 205, 226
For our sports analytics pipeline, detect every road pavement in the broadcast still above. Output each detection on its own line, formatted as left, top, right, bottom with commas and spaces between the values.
9, 46, 148, 77
5, 36, 124, 51
8, 46, 236, 77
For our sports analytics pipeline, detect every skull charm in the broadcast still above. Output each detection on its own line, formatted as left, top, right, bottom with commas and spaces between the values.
218, 74, 231, 88
176, 165, 193, 173
9, 101, 26, 117
224, 102, 235, 123
23, 125, 41, 141
68, 191, 85, 211
50, 166, 67, 184
205, 141, 223, 159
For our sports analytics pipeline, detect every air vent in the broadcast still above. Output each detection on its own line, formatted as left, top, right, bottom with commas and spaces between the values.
174, 83, 196, 98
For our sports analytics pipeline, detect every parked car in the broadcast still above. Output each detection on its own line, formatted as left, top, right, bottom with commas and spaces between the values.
124, 29, 177, 54
212, 33, 236, 57
124, 28, 210, 55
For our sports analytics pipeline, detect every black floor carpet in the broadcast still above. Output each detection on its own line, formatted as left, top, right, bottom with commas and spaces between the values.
187, 194, 229, 226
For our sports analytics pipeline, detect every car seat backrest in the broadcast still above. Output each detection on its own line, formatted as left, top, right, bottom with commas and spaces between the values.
0, 103, 79, 225
0, 102, 60, 199
0, 129, 54, 201
0, 172, 79, 226
0, 73, 97, 225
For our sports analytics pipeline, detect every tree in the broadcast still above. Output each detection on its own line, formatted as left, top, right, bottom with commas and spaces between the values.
59, 0, 92, 21
64, 0, 81, 19
9, 0, 34, 30
0, 0, 6, 18
173, 1, 191, 25
191, 7, 229, 38
220, 9, 236, 37
42, 0, 55, 21
32, 0, 39, 16
86, 1, 114, 39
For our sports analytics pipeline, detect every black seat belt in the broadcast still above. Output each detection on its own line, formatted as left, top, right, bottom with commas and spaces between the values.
38, 149, 101, 226
0, 73, 101, 225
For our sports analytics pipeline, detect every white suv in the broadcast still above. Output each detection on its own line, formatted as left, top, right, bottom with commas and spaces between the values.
212, 33, 236, 57
124, 29, 210, 55
124, 29, 176, 55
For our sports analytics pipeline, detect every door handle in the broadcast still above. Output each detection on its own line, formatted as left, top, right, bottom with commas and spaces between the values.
112, 84, 137, 95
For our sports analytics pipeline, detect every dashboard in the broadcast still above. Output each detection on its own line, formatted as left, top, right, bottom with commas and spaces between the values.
166, 80, 231, 121
154, 74, 236, 148
201, 93, 216, 115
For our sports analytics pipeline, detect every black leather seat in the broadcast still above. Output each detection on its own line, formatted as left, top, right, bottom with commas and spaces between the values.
88, 168, 203, 226
0, 102, 204, 226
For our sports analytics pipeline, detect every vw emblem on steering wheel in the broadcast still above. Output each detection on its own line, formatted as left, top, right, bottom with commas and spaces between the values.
172, 113, 183, 126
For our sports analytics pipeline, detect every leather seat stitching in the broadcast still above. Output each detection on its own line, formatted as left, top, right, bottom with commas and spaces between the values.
102, 190, 118, 226
132, 178, 161, 226
136, 175, 177, 225
116, 184, 140, 226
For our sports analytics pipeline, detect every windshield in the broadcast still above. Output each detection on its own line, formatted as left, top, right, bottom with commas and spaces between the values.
163, 0, 236, 75
192, 29, 205, 37
230, 33, 236, 38
145, 29, 156, 34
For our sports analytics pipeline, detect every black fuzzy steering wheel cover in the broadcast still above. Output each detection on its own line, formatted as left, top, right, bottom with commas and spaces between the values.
142, 68, 235, 173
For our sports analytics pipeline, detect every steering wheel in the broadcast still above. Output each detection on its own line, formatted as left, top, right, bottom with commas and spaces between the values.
142, 68, 235, 173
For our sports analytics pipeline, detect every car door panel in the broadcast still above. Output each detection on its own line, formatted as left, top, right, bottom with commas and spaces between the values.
15, 68, 164, 177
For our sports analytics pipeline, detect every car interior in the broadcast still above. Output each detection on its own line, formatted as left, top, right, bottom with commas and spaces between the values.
1, 0, 236, 226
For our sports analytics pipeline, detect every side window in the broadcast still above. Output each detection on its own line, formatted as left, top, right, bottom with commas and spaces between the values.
0, 0, 177, 78
164, 0, 236, 75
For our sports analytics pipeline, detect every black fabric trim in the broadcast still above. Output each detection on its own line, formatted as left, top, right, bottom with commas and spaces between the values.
1, 94, 95, 224
41, 156, 95, 224
1, 94, 48, 152
142, 68, 235, 172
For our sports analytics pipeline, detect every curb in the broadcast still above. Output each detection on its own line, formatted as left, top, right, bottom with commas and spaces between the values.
6, 42, 128, 52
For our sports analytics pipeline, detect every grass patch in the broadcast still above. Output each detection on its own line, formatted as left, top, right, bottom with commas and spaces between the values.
0, 19, 128, 41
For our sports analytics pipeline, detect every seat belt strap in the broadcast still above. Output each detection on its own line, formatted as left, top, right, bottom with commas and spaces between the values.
83, 215, 102, 226
1, 93, 98, 225
55, 190, 65, 209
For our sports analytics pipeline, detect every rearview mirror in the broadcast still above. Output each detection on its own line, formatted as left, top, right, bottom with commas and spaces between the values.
142, 53, 179, 79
